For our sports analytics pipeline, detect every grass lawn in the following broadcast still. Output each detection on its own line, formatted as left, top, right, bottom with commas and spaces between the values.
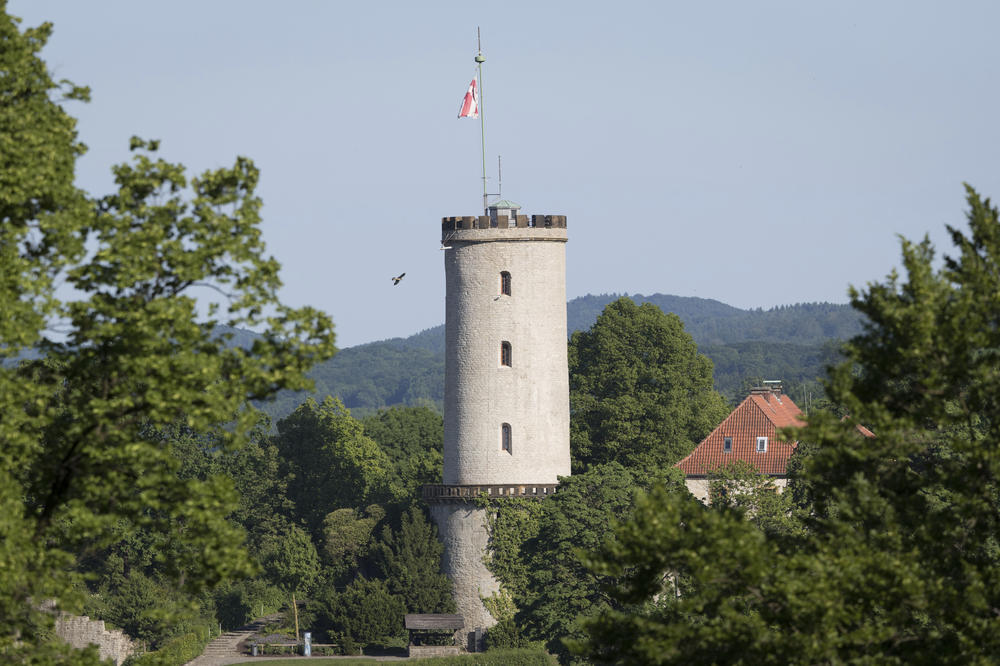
228, 649, 555, 664
229, 661, 383, 665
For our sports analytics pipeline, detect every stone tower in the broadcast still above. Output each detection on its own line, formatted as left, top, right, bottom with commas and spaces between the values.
423, 201, 571, 647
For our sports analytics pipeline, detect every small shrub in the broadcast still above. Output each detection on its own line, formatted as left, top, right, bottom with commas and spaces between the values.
127, 630, 208, 666
341, 635, 359, 655
214, 579, 284, 630
484, 617, 528, 650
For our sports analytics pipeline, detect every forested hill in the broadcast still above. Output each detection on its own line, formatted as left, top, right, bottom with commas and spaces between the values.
567, 294, 861, 346
256, 294, 862, 421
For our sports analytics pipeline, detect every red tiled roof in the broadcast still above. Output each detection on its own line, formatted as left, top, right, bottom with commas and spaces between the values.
841, 415, 876, 439
855, 424, 876, 439
675, 391, 805, 477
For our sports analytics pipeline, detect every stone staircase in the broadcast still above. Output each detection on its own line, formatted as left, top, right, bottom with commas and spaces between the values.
184, 620, 263, 666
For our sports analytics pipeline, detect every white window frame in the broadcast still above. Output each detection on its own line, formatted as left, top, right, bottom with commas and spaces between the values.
756, 436, 768, 452
723, 436, 732, 453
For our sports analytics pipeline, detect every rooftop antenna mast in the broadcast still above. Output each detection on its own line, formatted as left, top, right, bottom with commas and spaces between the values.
475, 28, 487, 214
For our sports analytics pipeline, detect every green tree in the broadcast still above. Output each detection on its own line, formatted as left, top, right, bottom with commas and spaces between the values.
99, 571, 194, 647
275, 397, 392, 532
259, 523, 320, 642
571, 485, 770, 664
306, 577, 406, 650
373, 506, 455, 614
0, 5, 89, 357
161, 414, 294, 540
212, 578, 284, 631
487, 463, 684, 662
361, 406, 444, 496
321, 504, 385, 585
0, 6, 335, 657
575, 187, 1000, 663
569, 298, 729, 473
707, 461, 803, 539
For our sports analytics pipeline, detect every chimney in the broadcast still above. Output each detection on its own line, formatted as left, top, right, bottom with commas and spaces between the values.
750, 380, 783, 402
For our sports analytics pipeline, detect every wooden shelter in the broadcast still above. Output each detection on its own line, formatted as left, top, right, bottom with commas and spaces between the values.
405, 614, 464, 657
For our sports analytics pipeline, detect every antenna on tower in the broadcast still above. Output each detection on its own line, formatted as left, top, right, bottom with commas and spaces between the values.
498, 156, 502, 200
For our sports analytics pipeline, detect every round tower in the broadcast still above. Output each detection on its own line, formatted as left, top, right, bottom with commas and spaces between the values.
424, 203, 570, 647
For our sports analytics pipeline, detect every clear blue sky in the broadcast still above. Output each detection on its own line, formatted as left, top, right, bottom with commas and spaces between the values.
11, 1, 1000, 347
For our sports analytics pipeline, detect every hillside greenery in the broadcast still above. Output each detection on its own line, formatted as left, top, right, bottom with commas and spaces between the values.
256, 296, 860, 423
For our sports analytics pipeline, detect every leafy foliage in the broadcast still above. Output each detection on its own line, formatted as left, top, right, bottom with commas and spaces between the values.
212, 578, 284, 631
321, 505, 385, 585
128, 629, 211, 666
308, 577, 406, 648
568, 297, 729, 472
361, 406, 444, 497
703, 339, 842, 407
259, 523, 321, 597
373, 506, 455, 614
486, 464, 685, 662
275, 397, 391, 534
271, 403, 450, 650
0, 6, 335, 657
574, 187, 1000, 663
707, 461, 803, 539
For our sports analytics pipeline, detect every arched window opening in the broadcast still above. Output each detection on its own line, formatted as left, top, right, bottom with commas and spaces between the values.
500, 271, 512, 296
500, 341, 512, 367
501, 423, 512, 453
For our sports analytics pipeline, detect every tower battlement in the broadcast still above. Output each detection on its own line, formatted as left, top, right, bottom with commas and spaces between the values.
441, 214, 567, 232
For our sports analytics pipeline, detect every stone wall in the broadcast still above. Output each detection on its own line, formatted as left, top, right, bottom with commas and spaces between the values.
442, 223, 570, 485
429, 502, 498, 643
685, 476, 789, 504
409, 644, 464, 658
54, 613, 135, 665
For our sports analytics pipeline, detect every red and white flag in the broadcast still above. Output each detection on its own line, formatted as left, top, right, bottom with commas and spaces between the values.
458, 75, 479, 118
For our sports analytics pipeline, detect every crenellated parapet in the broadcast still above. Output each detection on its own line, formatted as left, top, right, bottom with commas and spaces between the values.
442, 214, 567, 232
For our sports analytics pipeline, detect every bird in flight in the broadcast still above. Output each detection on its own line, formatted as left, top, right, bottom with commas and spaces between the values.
391, 272, 406, 285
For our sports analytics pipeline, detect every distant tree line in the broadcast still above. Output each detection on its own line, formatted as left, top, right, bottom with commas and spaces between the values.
256, 295, 861, 422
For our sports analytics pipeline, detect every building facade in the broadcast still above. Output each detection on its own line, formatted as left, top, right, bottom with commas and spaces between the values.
676, 385, 804, 503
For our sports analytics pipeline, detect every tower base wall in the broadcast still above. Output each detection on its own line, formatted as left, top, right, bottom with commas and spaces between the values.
429, 502, 498, 649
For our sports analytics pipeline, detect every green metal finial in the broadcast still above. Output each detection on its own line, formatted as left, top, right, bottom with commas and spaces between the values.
475, 53, 485, 63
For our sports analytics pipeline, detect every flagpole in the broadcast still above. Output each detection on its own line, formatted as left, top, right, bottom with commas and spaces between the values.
476, 28, 487, 215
